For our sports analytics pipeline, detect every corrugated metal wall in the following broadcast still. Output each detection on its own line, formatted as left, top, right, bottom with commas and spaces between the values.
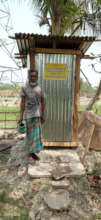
35, 54, 75, 142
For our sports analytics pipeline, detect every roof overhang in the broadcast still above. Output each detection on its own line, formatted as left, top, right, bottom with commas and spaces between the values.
10, 33, 95, 68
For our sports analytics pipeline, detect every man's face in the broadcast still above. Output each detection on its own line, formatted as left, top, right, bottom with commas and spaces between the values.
29, 71, 38, 82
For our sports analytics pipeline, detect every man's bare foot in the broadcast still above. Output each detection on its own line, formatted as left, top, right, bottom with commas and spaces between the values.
28, 156, 40, 166
28, 156, 36, 165
30, 153, 40, 161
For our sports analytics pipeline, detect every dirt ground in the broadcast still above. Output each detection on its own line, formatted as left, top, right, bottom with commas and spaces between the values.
80, 95, 101, 105
0, 95, 101, 107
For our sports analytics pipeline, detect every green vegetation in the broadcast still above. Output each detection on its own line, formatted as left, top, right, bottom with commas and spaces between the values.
79, 104, 101, 115
0, 83, 21, 97
0, 106, 19, 128
0, 185, 29, 220
0, 104, 100, 129
0, 106, 19, 112
0, 79, 100, 128
80, 78, 96, 96
0, 83, 21, 90
32, 0, 101, 36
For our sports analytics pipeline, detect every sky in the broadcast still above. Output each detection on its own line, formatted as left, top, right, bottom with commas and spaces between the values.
0, 0, 101, 87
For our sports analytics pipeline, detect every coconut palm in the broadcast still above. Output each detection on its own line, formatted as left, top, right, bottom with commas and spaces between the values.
33, 0, 80, 35
15, 0, 101, 36
33, 0, 101, 36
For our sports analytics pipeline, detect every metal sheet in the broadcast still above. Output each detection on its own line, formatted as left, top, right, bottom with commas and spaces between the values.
35, 53, 75, 142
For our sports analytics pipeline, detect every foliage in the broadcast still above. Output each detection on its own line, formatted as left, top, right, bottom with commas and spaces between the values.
0, 106, 19, 128
80, 78, 96, 95
0, 106, 19, 112
0, 83, 21, 90
0, 186, 29, 220
79, 104, 101, 115
32, 0, 101, 35
0, 104, 100, 129
90, 53, 101, 74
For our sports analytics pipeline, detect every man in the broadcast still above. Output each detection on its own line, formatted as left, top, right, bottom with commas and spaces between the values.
18, 69, 45, 164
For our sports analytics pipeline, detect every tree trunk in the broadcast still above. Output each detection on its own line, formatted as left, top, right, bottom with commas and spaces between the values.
86, 80, 101, 110
51, 15, 65, 36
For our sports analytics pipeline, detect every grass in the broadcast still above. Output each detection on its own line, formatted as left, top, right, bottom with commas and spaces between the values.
0, 104, 100, 129
0, 106, 20, 128
95, 214, 101, 219
0, 187, 29, 220
79, 104, 101, 115
0, 106, 19, 112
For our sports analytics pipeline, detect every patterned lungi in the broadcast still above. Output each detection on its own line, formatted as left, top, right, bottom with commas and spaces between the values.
25, 117, 43, 153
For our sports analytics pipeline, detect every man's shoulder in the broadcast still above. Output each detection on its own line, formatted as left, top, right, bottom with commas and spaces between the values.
22, 82, 29, 90
35, 84, 42, 92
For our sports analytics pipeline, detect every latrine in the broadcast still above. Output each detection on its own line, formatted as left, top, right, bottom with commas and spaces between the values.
11, 34, 95, 147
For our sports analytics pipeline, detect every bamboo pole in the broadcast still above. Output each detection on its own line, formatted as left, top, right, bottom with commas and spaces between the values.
81, 124, 95, 163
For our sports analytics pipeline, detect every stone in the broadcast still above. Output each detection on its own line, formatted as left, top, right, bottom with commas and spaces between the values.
28, 150, 85, 179
0, 169, 9, 182
17, 166, 27, 177
51, 166, 72, 180
17, 134, 25, 140
57, 151, 80, 163
1, 142, 101, 220
51, 163, 85, 180
69, 162, 85, 176
43, 190, 70, 210
49, 216, 70, 220
39, 151, 54, 163
0, 134, 5, 140
28, 163, 52, 178
0, 142, 12, 151
9, 181, 30, 200
51, 180, 70, 189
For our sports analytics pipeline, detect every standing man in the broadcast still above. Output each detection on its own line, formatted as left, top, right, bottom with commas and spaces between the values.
18, 69, 45, 164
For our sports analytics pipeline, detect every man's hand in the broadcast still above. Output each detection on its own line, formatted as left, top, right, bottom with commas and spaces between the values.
17, 116, 23, 124
41, 115, 45, 124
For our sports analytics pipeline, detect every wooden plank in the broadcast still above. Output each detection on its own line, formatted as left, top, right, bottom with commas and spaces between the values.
78, 41, 85, 50
43, 141, 78, 147
81, 124, 95, 163
81, 55, 95, 59
29, 51, 35, 69
32, 48, 82, 55
72, 55, 80, 142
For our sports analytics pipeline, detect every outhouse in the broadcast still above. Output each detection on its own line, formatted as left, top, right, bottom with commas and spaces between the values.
12, 33, 95, 147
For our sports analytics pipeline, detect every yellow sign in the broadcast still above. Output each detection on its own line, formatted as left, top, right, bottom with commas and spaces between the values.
44, 64, 68, 80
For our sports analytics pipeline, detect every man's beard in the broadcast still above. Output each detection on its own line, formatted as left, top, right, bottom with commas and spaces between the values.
29, 81, 38, 87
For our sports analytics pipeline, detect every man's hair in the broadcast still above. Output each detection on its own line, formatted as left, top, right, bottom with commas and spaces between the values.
28, 69, 38, 76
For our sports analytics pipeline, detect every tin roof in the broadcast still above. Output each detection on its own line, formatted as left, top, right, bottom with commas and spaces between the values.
10, 33, 95, 67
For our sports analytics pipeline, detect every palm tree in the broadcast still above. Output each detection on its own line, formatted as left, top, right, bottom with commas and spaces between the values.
15, 0, 101, 36
33, 0, 101, 36
33, 0, 79, 36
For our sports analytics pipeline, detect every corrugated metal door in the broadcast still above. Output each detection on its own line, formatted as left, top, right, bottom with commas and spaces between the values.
35, 53, 75, 141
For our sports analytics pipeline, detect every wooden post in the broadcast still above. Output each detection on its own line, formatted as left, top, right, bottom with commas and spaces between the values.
72, 55, 80, 142
29, 50, 35, 69
82, 124, 95, 163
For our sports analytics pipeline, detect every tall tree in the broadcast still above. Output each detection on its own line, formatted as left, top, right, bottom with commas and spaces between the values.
33, 0, 79, 35
32, 0, 101, 36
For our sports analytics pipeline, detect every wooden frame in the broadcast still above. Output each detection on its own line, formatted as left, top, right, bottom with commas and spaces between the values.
31, 48, 82, 55
43, 142, 78, 147
72, 55, 80, 142
28, 49, 81, 148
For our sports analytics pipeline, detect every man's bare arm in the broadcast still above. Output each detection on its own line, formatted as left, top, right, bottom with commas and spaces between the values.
18, 96, 25, 123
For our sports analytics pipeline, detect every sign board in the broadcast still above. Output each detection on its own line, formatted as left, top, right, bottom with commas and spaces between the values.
44, 64, 68, 80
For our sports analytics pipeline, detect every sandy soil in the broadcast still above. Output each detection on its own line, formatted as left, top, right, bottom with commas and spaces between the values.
0, 96, 101, 107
